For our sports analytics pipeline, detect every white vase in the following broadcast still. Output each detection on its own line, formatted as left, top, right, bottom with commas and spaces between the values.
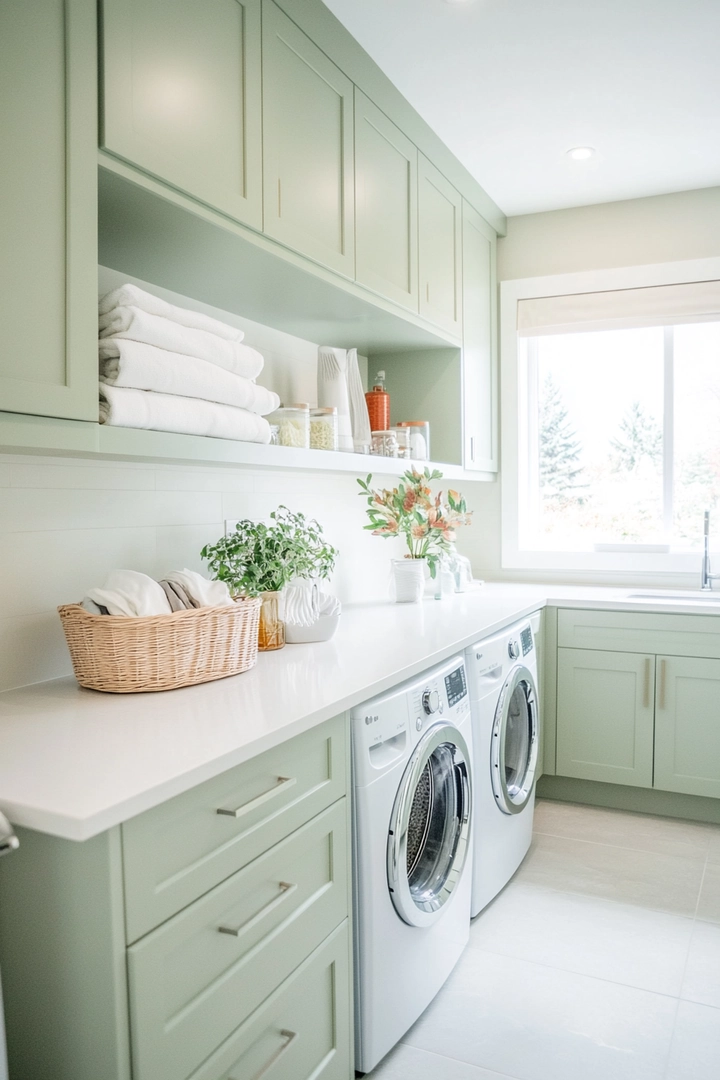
392, 558, 427, 603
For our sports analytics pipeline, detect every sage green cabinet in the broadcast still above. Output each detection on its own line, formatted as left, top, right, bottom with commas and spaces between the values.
462, 201, 497, 472
262, 0, 355, 278
418, 154, 462, 338
0, 717, 353, 1080
100, 0, 262, 229
557, 648, 655, 788
654, 655, 720, 799
354, 90, 418, 312
0, 0, 97, 421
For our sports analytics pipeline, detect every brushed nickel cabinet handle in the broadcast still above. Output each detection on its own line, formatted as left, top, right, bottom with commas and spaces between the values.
218, 881, 297, 938
217, 776, 296, 818
234, 1029, 297, 1080
658, 659, 667, 709
642, 658, 651, 708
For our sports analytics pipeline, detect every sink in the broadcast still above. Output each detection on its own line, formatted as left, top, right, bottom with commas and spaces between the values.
626, 591, 720, 605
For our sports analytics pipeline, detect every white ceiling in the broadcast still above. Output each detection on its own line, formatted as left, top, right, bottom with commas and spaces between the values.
323, 0, 720, 216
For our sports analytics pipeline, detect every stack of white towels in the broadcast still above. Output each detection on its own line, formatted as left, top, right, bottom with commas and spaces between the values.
98, 283, 280, 443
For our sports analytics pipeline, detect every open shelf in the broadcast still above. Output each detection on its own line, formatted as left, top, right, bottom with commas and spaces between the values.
0, 412, 477, 480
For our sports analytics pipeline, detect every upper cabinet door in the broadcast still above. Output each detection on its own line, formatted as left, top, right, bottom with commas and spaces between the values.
262, 0, 354, 278
462, 202, 497, 472
100, 0, 262, 230
354, 90, 418, 312
418, 155, 462, 338
654, 655, 720, 799
0, 0, 98, 421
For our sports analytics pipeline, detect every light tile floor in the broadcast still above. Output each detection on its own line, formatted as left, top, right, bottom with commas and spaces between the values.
367, 799, 720, 1080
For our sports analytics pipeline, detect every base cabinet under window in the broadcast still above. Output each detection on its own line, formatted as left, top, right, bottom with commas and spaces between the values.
555, 609, 720, 799
557, 648, 655, 788
654, 655, 720, 799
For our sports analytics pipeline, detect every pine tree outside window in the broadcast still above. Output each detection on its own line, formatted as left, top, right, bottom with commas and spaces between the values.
502, 261, 720, 573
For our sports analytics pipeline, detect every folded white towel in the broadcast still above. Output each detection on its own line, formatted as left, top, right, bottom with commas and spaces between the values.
99, 307, 264, 380
85, 570, 172, 617
99, 339, 280, 416
99, 385, 272, 444
164, 569, 235, 608
99, 283, 245, 343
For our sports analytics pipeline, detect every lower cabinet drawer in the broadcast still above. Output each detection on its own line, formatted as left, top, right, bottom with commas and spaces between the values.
187, 921, 352, 1080
128, 799, 348, 1080
122, 714, 346, 942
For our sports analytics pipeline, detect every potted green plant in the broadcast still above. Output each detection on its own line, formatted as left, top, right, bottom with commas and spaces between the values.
201, 506, 338, 650
358, 468, 472, 602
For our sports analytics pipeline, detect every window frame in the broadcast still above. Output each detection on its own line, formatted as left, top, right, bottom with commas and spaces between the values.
500, 256, 720, 574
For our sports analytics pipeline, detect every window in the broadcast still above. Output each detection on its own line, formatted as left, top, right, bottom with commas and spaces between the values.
501, 260, 720, 572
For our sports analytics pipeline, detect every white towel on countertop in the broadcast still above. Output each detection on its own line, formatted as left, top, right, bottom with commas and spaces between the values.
164, 569, 235, 608
99, 307, 264, 380
99, 385, 272, 444
99, 283, 245, 342
85, 570, 172, 617
99, 339, 280, 416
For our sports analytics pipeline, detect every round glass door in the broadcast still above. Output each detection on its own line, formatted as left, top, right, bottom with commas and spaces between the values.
387, 723, 472, 927
491, 665, 538, 815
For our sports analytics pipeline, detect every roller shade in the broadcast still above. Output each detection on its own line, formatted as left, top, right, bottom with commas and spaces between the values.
517, 279, 720, 337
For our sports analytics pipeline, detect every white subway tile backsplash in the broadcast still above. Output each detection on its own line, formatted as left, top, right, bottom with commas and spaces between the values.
10, 462, 156, 491
0, 613, 73, 691
0, 487, 224, 534
0, 528, 157, 619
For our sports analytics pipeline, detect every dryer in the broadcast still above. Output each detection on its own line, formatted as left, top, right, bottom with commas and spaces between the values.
351, 655, 473, 1074
465, 616, 540, 918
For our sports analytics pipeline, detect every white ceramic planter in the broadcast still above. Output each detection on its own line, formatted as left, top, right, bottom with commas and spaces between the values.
392, 558, 427, 603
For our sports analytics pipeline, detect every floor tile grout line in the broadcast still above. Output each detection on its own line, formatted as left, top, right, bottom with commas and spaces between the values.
660, 995, 683, 1080
509, 874, 702, 922
397, 1037, 527, 1080
446, 947, 690, 1006
532, 826, 712, 862
692, 852, 709, 921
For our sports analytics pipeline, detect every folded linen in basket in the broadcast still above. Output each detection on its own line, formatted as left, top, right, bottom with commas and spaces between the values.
158, 579, 195, 612
85, 570, 173, 617
99, 307, 264, 380
163, 569, 234, 608
99, 385, 273, 444
99, 339, 280, 415
99, 283, 245, 342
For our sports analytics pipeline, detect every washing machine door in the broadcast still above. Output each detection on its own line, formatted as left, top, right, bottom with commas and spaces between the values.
387, 722, 472, 927
491, 664, 538, 815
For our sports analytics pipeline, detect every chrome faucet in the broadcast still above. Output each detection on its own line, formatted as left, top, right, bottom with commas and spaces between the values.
701, 511, 720, 591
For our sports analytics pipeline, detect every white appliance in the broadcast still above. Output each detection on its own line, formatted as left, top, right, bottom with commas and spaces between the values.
0, 812, 19, 1080
351, 655, 473, 1075
465, 616, 540, 918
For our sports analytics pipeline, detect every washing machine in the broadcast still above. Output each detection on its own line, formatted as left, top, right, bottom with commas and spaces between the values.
465, 615, 540, 918
351, 655, 473, 1074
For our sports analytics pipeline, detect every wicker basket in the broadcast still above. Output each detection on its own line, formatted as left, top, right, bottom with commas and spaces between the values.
58, 597, 262, 693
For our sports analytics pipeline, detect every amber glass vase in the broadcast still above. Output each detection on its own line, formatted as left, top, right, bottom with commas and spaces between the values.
258, 591, 285, 651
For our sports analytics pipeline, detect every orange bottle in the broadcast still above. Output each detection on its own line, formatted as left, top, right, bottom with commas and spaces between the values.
365, 370, 390, 432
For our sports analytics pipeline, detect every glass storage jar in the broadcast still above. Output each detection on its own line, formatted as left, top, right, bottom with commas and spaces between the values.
310, 407, 338, 451
371, 429, 399, 457
396, 421, 430, 461
391, 427, 412, 459
269, 406, 310, 449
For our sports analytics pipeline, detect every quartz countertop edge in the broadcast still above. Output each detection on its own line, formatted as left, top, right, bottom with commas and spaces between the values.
1, 583, 718, 842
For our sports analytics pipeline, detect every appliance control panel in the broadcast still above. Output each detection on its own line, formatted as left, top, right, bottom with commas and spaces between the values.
508, 639, 520, 660
410, 660, 468, 732
520, 625, 534, 656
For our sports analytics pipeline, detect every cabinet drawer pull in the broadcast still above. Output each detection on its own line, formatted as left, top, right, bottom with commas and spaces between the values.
236, 1029, 297, 1080
216, 776, 297, 818
218, 881, 297, 938
642, 658, 651, 708
658, 659, 667, 709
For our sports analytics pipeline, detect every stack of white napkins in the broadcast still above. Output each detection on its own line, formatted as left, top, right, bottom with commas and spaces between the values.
82, 569, 235, 616
98, 283, 280, 443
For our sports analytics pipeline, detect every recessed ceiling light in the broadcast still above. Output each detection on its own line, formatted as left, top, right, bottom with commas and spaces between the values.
566, 146, 596, 161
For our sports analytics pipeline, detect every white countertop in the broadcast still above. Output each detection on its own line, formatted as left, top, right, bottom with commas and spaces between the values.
1, 583, 718, 841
